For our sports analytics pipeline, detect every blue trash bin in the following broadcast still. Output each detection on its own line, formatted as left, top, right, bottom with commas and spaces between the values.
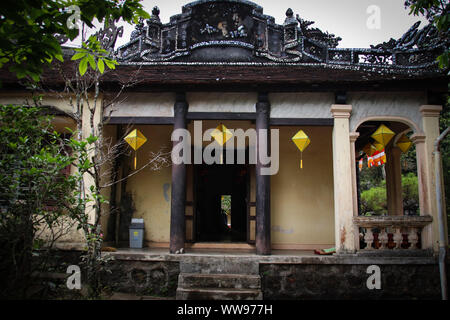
129, 218, 144, 248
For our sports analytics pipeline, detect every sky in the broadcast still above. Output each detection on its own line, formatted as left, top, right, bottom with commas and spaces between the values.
68, 0, 429, 49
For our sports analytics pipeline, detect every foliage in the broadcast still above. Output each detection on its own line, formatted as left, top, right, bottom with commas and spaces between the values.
221, 195, 231, 216
404, 0, 450, 69
358, 163, 385, 192
0, 0, 169, 300
0, 103, 123, 299
402, 173, 420, 215
0, 0, 149, 82
0, 103, 78, 298
360, 182, 388, 216
71, 36, 118, 76
360, 172, 420, 216
439, 101, 450, 232
1, 0, 151, 298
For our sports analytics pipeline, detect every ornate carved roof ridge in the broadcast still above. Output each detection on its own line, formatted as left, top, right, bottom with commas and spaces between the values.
182, 0, 263, 11
113, 0, 447, 75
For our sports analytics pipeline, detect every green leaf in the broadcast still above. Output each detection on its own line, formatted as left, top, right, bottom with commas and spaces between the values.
74, 48, 88, 53
29, 72, 40, 82
79, 57, 88, 76
88, 35, 98, 44
72, 52, 87, 60
97, 58, 105, 74
55, 54, 64, 62
86, 135, 98, 144
104, 59, 117, 70
87, 54, 96, 71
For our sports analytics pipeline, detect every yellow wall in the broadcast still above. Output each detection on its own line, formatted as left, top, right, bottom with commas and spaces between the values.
123, 125, 173, 243
0, 92, 73, 114
123, 123, 335, 247
270, 126, 335, 247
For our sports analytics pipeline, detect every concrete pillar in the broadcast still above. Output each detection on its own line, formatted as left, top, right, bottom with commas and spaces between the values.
412, 105, 445, 252
255, 93, 271, 255
170, 93, 188, 254
331, 105, 357, 254
350, 132, 360, 250
350, 132, 360, 218
385, 146, 403, 216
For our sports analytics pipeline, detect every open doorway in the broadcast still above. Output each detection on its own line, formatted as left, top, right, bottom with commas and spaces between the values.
355, 120, 422, 250
356, 121, 419, 217
194, 163, 248, 242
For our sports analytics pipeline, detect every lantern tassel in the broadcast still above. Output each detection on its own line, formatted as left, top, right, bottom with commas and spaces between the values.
300, 153, 303, 169
134, 152, 137, 170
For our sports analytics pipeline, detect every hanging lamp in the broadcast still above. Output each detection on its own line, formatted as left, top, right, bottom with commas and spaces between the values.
292, 129, 311, 169
124, 129, 147, 170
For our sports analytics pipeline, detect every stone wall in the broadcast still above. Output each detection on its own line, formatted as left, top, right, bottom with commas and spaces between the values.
38, 250, 450, 299
260, 263, 447, 300
98, 254, 448, 300
101, 259, 180, 297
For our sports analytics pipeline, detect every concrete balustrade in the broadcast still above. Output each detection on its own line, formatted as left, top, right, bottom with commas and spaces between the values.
353, 215, 433, 251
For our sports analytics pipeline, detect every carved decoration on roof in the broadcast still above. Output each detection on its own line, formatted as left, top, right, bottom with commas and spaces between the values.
114, 0, 445, 74
295, 13, 342, 48
150, 6, 161, 23
371, 21, 447, 51
130, 18, 145, 41
96, 19, 124, 53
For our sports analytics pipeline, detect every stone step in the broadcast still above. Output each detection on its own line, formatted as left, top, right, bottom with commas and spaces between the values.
179, 257, 259, 275
176, 287, 263, 300
178, 273, 261, 290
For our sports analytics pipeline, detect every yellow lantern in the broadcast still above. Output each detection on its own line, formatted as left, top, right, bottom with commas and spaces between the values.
124, 129, 147, 169
371, 124, 395, 147
211, 123, 233, 146
396, 134, 412, 153
211, 123, 233, 163
292, 130, 310, 169
363, 143, 377, 156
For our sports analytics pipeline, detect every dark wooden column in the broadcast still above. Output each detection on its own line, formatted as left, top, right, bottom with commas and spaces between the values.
170, 92, 188, 254
255, 92, 271, 255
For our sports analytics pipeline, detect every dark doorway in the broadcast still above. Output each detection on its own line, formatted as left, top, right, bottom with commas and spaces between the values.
195, 163, 249, 242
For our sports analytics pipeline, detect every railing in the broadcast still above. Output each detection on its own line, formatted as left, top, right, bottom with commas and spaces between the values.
353, 216, 433, 250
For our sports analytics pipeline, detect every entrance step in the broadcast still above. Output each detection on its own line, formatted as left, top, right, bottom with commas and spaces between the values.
179, 256, 259, 275
176, 273, 263, 300
178, 273, 261, 290
176, 287, 262, 300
